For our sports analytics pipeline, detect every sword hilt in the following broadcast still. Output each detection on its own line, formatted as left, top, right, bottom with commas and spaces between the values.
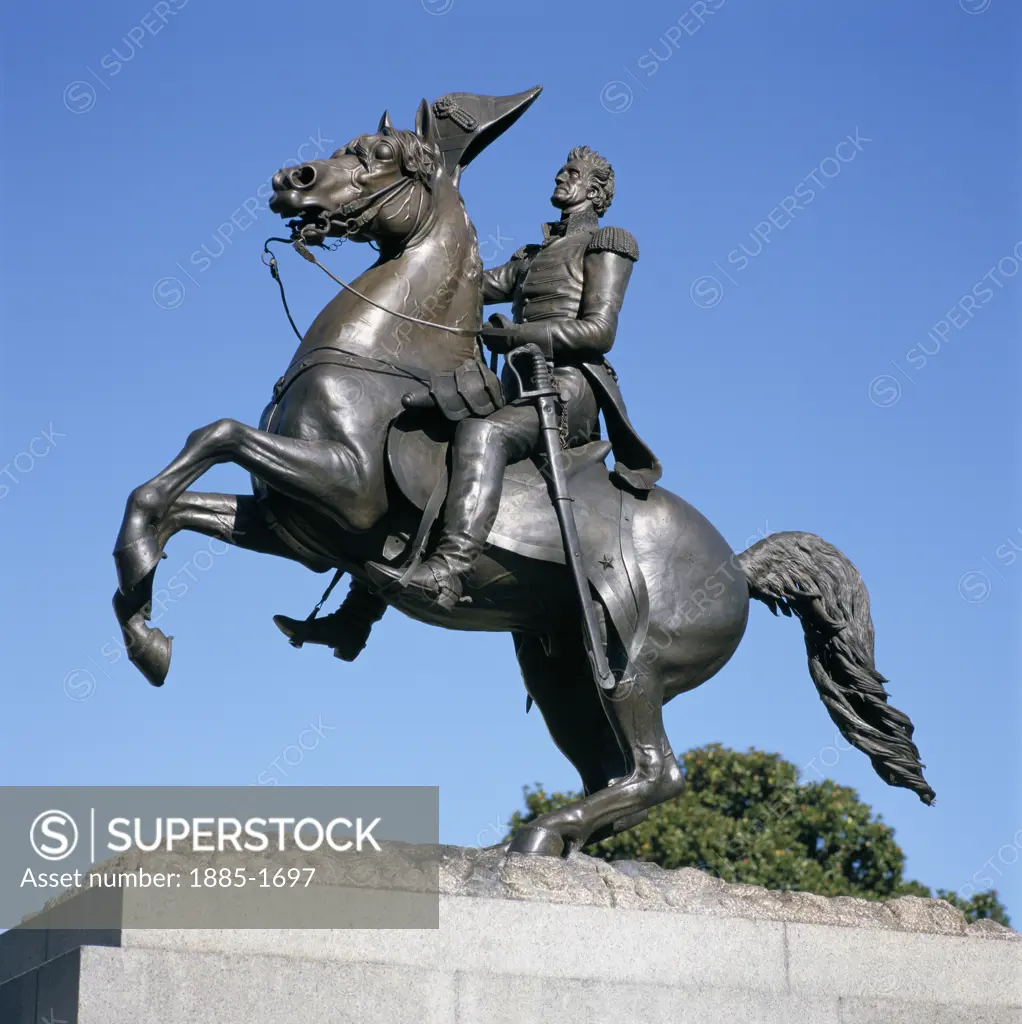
506, 343, 558, 401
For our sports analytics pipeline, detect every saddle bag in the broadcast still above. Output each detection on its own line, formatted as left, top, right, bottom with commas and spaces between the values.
427, 358, 505, 421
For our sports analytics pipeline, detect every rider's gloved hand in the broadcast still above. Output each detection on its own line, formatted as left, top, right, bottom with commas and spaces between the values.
504, 320, 553, 359
480, 313, 517, 354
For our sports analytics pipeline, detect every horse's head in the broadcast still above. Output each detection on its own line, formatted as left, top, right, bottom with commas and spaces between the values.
269, 101, 441, 248
269, 88, 543, 248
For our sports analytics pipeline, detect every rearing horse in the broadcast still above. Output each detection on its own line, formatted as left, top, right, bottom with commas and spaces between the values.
113, 90, 934, 858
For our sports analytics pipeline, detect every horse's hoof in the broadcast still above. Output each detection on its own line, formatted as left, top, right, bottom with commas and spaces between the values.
129, 627, 172, 687
507, 826, 565, 858
115, 597, 172, 687
113, 533, 163, 594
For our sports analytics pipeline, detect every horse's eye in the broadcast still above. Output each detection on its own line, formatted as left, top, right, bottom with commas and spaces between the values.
375, 142, 395, 160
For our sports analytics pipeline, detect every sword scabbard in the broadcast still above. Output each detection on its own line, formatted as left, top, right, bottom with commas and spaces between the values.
531, 380, 616, 692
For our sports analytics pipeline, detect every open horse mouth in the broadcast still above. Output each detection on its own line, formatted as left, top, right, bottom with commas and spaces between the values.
268, 192, 335, 244
287, 209, 335, 245
267, 170, 337, 236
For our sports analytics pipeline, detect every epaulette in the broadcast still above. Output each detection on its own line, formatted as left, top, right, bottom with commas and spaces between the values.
586, 226, 639, 261
511, 243, 541, 261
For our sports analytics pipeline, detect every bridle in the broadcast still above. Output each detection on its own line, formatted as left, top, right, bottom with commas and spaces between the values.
314, 173, 418, 239
263, 164, 517, 344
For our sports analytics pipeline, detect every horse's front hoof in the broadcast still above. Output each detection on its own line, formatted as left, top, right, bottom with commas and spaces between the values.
113, 532, 163, 594
507, 826, 565, 858
131, 627, 172, 687
115, 594, 172, 687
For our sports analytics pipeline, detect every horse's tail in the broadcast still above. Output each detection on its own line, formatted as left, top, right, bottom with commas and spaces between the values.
736, 531, 935, 805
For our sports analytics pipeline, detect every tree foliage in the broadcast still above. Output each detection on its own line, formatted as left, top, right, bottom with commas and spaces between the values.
506, 744, 1009, 926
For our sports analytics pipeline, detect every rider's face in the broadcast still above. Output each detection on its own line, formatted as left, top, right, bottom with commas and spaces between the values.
551, 160, 592, 213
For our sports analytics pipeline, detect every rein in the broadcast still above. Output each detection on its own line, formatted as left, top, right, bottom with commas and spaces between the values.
261, 223, 515, 394
295, 235, 487, 337
263, 232, 500, 339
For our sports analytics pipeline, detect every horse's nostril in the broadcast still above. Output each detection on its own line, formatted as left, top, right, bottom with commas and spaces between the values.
289, 164, 317, 189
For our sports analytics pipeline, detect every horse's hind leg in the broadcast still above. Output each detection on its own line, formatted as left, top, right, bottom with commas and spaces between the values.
512, 632, 628, 799
114, 491, 312, 686
509, 631, 684, 858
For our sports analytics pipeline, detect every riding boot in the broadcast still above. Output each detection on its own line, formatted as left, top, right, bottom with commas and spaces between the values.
366, 420, 507, 611
273, 579, 387, 661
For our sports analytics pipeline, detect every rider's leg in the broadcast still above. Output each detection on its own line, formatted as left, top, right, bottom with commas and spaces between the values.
367, 405, 537, 610
366, 368, 598, 610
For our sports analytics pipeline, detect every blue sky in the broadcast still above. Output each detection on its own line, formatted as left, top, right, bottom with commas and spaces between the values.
2, 0, 1019, 917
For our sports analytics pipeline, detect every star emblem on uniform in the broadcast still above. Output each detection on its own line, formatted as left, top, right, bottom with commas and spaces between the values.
599, 555, 615, 571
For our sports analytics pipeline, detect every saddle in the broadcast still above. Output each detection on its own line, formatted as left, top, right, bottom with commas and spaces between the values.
384, 413, 651, 662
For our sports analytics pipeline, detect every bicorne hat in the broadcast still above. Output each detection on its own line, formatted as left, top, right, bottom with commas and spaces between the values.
426, 87, 543, 186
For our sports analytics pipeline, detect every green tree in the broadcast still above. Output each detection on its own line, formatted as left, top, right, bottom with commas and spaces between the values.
506, 743, 1010, 926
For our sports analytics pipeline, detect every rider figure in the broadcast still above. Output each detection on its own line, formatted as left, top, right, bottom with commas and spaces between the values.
367, 145, 661, 610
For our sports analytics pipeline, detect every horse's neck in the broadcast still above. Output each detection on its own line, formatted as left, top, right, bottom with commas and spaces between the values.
298, 184, 482, 372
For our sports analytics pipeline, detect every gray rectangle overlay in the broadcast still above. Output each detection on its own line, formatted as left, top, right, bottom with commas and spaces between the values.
2, 787, 439, 930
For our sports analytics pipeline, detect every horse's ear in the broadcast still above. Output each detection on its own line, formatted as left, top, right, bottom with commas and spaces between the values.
414, 98, 436, 143
378, 109, 393, 133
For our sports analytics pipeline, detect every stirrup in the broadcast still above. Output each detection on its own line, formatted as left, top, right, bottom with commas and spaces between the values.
365, 560, 463, 611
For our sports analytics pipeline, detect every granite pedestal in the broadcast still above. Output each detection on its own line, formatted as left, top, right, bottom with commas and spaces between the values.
2, 845, 1018, 1023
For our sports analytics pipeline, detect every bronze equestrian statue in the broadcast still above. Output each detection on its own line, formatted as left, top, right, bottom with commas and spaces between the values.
113, 88, 934, 859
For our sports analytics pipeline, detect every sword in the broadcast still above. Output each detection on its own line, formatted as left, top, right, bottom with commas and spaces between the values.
505, 342, 616, 691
